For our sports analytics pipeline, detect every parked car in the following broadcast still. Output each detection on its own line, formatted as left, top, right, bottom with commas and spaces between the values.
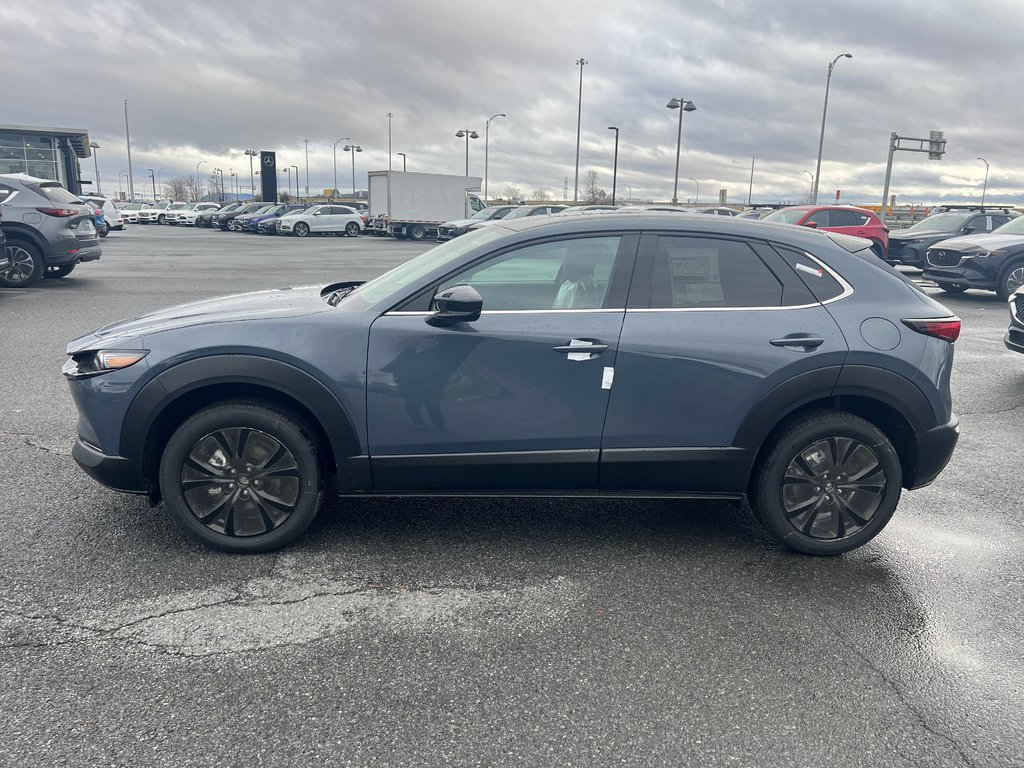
277, 204, 363, 237
690, 206, 740, 216
1005, 285, 1024, 355
437, 205, 517, 241
79, 199, 107, 237
174, 202, 222, 226
737, 209, 774, 220
64, 215, 959, 556
232, 204, 279, 232
0, 193, 9, 272
198, 202, 243, 228
240, 204, 306, 232
923, 214, 1024, 298
117, 202, 146, 224
81, 195, 125, 232
466, 204, 568, 231
615, 205, 695, 214
0, 173, 101, 287
887, 207, 1018, 269
258, 205, 310, 234
217, 202, 270, 231
761, 205, 889, 258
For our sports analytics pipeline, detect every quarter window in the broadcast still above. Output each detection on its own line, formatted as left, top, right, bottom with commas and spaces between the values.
648, 237, 783, 308
774, 246, 846, 302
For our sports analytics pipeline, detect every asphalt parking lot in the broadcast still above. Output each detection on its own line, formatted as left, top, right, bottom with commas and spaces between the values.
2, 225, 1022, 767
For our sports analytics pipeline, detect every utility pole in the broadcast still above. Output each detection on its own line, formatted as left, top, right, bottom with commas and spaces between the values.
747, 156, 755, 205
304, 139, 310, 198
386, 113, 393, 171
124, 99, 135, 201
573, 57, 588, 203
607, 126, 619, 205
879, 130, 946, 218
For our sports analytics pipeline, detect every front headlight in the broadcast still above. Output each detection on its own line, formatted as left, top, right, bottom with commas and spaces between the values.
63, 349, 149, 379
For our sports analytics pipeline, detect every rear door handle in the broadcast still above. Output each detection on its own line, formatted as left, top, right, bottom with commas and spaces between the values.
770, 335, 825, 349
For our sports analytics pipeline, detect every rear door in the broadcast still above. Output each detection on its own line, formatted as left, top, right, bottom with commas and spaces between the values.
599, 233, 849, 494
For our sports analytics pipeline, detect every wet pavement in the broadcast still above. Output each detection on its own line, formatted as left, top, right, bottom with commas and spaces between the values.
1, 227, 1021, 766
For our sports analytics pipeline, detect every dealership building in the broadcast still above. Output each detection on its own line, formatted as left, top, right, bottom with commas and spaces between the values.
0, 124, 92, 194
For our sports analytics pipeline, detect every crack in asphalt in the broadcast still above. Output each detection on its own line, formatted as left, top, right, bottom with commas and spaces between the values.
1, 431, 73, 457
820, 616, 975, 768
957, 402, 1024, 417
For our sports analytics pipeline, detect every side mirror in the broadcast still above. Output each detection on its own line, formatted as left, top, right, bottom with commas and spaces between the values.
427, 284, 483, 327
803, 220, 818, 228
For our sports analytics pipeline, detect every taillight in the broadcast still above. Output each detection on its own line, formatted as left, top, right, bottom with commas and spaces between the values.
36, 207, 78, 217
902, 317, 961, 342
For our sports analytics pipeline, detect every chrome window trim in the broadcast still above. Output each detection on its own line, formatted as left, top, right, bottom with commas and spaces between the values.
385, 309, 625, 317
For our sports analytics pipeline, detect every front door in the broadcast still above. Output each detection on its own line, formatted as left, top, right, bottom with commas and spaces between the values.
366, 234, 637, 491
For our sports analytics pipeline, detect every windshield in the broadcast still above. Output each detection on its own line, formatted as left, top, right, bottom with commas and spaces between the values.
341, 226, 508, 308
471, 207, 504, 221
906, 212, 968, 232
763, 208, 809, 224
993, 215, 1024, 235
503, 207, 538, 220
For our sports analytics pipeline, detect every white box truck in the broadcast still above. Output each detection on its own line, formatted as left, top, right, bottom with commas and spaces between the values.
367, 171, 484, 240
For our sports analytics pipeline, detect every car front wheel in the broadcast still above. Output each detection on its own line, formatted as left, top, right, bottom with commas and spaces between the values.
293, 222, 310, 237
345, 221, 360, 237
751, 411, 902, 555
0, 241, 44, 288
158, 401, 323, 553
997, 262, 1024, 300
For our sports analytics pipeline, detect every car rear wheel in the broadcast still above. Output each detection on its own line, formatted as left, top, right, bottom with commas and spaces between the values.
44, 264, 76, 279
158, 401, 323, 553
294, 222, 310, 237
98, 221, 110, 237
345, 222, 360, 237
751, 411, 902, 555
0, 241, 44, 288
997, 262, 1024, 300
157, 214, 166, 224
408, 224, 427, 241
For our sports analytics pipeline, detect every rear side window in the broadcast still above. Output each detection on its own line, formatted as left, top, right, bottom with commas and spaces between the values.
774, 246, 846, 302
0, 183, 18, 204
36, 183, 84, 205
830, 209, 871, 227
648, 237, 783, 308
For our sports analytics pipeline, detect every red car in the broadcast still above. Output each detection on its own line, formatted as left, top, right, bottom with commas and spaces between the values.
762, 205, 889, 257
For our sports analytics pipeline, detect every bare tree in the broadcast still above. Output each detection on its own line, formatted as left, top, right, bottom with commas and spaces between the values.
164, 176, 189, 202
279, 191, 291, 203
582, 170, 607, 204
503, 182, 522, 203
531, 187, 550, 202
184, 174, 201, 202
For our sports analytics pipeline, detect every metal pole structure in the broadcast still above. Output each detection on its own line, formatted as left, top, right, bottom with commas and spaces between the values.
386, 113, 393, 171
747, 156, 755, 205
245, 150, 256, 200
879, 132, 898, 218
397, 152, 407, 171
344, 145, 362, 197
666, 98, 697, 205
124, 99, 135, 202
156, 167, 166, 199
978, 157, 990, 205
608, 126, 619, 206
484, 113, 506, 203
283, 168, 290, 199
626, 184, 632, 203
454, 130, 478, 176
812, 52, 853, 205
89, 142, 102, 194
147, 169, 155, 202
303, 139, 310, 198
333, 138, 350, 197
196, 160, 207, 201
118, 171, 126, 200
573, 58, 587, 203
804, 170, 814, 202
291, 166, 299, 200
689, 177, 699, 204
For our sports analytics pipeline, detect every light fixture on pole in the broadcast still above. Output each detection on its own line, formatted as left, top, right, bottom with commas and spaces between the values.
607, 126, 619, 206
88, 142, 102, 194
812, 52, 853, 204
484, 112, 506, 202
977, 157, 990, 205
666, 97, 697, 205
333, 137, 350, 198
397, 152, 407, 172
196, 160, 207, 201
386, 113, 393, 171
573, 57, 588, 203
689, 177, 699, 204
290, 165, 299, 200
343, 145, 362, 197
244, 149, 257, 200
454, 129, 479, 176
147, 168, 156, 202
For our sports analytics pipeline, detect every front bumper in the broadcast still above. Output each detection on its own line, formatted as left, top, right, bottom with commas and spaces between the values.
889, 242, 926, 267
922, 261, 997, 291
1005, 325, 1024, 354
72, 437, 148, 494
910, 416, 959, 489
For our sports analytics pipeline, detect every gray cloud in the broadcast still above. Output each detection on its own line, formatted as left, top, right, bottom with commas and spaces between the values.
5, 0, 1022, 204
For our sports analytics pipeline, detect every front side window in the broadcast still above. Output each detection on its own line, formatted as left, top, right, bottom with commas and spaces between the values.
806, 210, 831, 227
648, 237, 783, 309
436, 236, 622, 311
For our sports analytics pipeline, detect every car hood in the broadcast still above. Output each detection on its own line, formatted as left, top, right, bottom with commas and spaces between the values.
890, 229, 955, 241
441, 217, 478, 228
930, 233, 1024, 252
67, 286, 333, 352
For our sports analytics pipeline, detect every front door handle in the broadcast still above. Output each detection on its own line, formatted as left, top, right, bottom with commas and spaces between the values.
770, 335, 825, 349
553, 340, 608, 360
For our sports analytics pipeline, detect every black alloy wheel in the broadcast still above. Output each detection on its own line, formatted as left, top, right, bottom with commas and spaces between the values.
294, 222, 310, 237
345, 221, 360, 237
0, 241, 44, 288
98, 221, 110, 237
44, 264, 76, 279
751, 411, 902, 555
159, 401, 323, 552
997, 262, 1024, 300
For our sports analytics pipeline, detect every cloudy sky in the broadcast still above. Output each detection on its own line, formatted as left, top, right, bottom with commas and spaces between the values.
6, 0, 1024, 205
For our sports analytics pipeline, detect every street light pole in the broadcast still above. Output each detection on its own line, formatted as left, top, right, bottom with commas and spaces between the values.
386, 113, 393, 171
283, 168, 290, 199
118, 171, 127, 200
484, 112, 506, 203
804, 170, 814, 202
147, 168, 155, 202
245, 149, 257, 200
333, 138, 350, 198
155, 167, 167, 199
977, 157, 990, 205
343, 145, 362, 197
607, 126, 619, 206
812, 52, 853, 205
89, 142, 102, 195
290, 165, 299, 200
689, 177, 699, 204
666, 97, 697, 205
124, 99, 135, 202
573, 57, 587, 203
397, 152, 407, 172
454, 129, 479, 176
303, 139, 310, 198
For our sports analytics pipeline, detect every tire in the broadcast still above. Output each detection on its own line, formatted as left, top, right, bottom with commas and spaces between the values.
158, 401, 324, 553
44, 263, 76, 279
996, 261, 1024, 300
0, 240, 45, 288
98, 221, 110, 238
293, 222, 310, 237
345, 221, 360, 237
157, 214, 166, 224
937, 283, 968, 294
408, 224, 427, 241
750, 411, 902, 555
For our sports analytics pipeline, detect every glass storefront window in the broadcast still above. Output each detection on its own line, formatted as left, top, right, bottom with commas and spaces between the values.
0, 134, 25, 148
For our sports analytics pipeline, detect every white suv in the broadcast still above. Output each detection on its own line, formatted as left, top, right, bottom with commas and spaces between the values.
277, 204, 363, 237
170, 202, 220, 225
80, 196, 124, 233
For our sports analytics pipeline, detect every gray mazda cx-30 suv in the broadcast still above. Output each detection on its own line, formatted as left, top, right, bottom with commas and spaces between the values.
64, 215, 959, 555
